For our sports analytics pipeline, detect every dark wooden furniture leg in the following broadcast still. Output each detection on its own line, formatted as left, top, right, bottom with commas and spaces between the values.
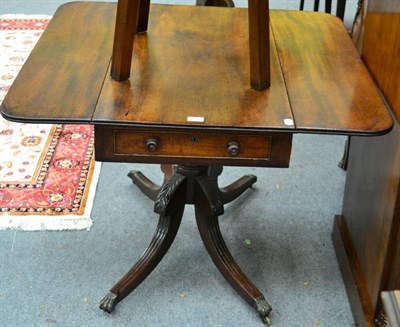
111, 0, 152, 81
219, 175, 257, 204
137, 0, 151, 33
194, 170, 272, 325
336, 0, 346, 21
99, 172, 187, 313
196, 0, 235, 7
299, 0, 333, 14
127, 170, 160, 201
325, 0, 332, 13
127, 164, 176, 201
111, 0, 140, 81
208, 165, 257, 204
248, 0, 270, 91
100, 164, 272, 324
314, 0, 320, 11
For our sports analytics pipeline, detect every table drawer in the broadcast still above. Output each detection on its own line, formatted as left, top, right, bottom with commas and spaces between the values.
95, 126, 292, 167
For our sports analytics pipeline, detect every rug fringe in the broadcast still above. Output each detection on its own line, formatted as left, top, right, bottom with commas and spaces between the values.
0, 214, 93, 231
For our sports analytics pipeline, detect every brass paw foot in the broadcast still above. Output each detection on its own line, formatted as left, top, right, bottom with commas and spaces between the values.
254, 296, 273, 325
99, 291, 118, 313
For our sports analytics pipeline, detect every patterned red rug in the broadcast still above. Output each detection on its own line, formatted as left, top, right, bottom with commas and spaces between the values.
0, 16, 100, 230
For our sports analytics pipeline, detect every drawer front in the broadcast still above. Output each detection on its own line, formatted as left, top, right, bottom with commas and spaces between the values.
115, 130, 271, 159
95, 126, 292, 167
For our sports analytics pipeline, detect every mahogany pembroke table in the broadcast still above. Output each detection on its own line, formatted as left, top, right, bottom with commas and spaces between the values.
0, 1, 393, 325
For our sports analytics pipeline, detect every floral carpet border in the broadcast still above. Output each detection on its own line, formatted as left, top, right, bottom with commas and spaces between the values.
0, 16, 50, 30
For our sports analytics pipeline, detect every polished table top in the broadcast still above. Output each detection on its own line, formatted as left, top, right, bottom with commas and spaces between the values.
0, 2, 393, 136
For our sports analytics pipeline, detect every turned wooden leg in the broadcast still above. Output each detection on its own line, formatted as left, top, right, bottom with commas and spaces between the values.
194, 175, 272, 325
99, 175, 187, 313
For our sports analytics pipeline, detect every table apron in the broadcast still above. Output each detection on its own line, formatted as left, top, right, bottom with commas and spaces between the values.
94, 125, 292, 167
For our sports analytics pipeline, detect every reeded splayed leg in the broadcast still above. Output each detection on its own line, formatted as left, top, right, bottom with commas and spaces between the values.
99, 174, 186, 313
194, 173, 272, 325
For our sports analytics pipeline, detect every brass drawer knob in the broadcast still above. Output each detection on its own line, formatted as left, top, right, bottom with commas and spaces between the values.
227, 141, 240, 156
145, 138, 158, 152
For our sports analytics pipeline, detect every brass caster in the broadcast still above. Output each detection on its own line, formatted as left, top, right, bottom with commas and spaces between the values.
254, 296, 273, 326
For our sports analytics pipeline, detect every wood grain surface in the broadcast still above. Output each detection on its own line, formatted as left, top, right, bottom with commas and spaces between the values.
95, 5, 293, 132
1, 2, 116, 123
271, 10, 392, 135
361, 0, 400, 123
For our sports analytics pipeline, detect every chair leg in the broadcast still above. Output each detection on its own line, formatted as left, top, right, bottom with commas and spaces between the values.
248, 0, 270, 91
325, 0, 332, 13
137, 0, 151, 33
111, 0, 141, 81
197, 0, 235, 6
336, 0, 346, 21
314, 0, 320, 11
